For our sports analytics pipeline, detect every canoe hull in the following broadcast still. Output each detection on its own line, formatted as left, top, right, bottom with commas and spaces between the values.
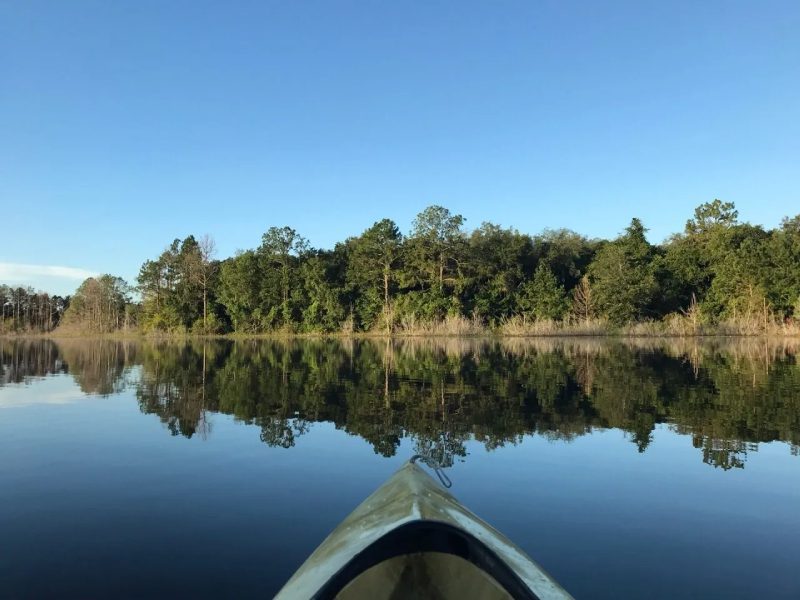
275, 461, 572, 599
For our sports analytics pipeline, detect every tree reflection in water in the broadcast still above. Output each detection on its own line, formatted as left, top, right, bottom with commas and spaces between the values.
2, 337, 798, 469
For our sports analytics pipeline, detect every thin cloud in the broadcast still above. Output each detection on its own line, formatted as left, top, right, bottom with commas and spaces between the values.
0, 262, 97, 282
0, 389, 86, 408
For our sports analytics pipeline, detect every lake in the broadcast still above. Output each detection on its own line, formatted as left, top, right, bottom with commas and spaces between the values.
1, 337, 798, 598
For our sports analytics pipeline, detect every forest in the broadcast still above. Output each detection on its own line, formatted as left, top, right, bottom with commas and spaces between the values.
2, 199, 800, 336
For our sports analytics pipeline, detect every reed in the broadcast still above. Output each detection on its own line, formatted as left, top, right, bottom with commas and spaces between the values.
394, 314, 485, 336
497, 316, 611, 336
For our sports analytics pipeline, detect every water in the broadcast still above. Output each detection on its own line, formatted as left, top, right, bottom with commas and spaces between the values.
1, 338, 798, 598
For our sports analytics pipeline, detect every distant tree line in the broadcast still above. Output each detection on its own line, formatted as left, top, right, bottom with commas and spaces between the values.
59, 275, 136, 333
0, 285, 69, 333
4, 200, 800, 335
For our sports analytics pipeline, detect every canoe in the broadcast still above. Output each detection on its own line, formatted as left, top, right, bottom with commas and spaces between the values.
275, 458, 573, 599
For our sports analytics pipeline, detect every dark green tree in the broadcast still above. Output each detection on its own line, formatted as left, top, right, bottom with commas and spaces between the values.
466, 223, 535, 324
518, 263, 569, 321
590, 219, 658, 324
299, 252, 346, 332
406, 205, 466, 293
685, 199, 738, 235
217, 251, 264, 332
768, 216, 800, 318
259, 226, 309, 327
348, 219, 403, 332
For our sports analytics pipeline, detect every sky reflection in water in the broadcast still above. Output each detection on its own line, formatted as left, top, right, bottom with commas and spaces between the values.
1, 338, 799, 598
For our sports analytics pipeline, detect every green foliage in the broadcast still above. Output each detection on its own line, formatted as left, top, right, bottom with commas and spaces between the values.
704, 231, 772, 319
191, 312, 223, 335
217, 251, 263, 332
136, 235, 217, 333
590, 219, 658, 325
29, 201, 800, 335
406, 205, 466, 293
393, 289, 451, 323
534, 229, 597, 291
63, 275, 134, 333
0, 285, 68, 333
768, 216, 800, 316
660, 234, 710, 312
518, 264, 569, 320
259, 226, 309, 326
466, 223, 535, 324
299, 253, 345, 332
685, 199, 738, 235
347, 219, 403, 331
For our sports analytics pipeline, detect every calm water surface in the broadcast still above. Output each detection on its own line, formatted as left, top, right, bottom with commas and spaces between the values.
1, 338, 799, 598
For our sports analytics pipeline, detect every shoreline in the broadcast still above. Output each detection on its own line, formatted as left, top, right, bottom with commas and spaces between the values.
2, 331, 800, 341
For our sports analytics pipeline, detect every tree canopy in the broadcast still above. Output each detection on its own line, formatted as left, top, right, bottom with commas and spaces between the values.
8, 201, 800, 335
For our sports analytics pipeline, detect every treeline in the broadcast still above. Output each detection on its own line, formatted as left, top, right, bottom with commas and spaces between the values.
58, 275, 136, 333
0, 285, 70, 333
11, 200, 800, 335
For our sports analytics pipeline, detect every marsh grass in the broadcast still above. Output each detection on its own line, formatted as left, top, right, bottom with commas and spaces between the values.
394, 314, 485, 336
498, 316, 611, 336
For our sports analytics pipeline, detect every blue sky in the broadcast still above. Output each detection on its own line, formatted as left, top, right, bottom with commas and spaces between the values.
2, 1, 798, 294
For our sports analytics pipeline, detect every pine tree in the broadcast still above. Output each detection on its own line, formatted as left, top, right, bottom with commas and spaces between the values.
518, 263, 568, 320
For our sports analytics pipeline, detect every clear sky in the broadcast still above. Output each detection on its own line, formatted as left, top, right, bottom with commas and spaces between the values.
2, 1, 798, 294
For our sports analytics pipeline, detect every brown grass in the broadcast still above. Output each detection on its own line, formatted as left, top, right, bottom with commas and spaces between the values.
497, 316, 611, 336
394, 314, 485, 336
